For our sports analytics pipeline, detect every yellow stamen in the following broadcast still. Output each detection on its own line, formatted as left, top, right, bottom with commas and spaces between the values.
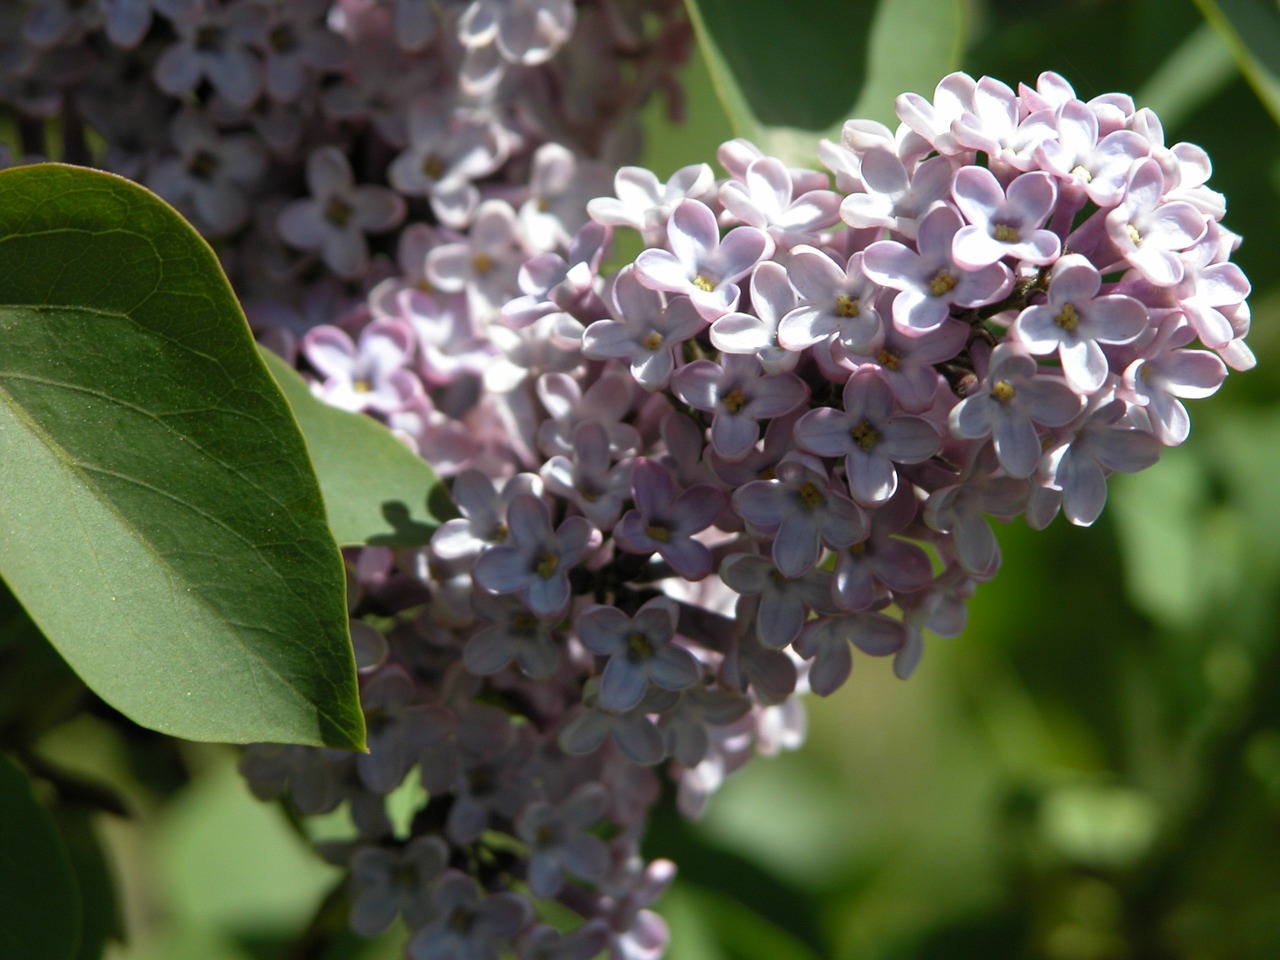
692, 274, 715, 292
835, 294, 860, 318
1071, 164, 1093, 183
929, 271, 958, 297
324, 197, 353, 228
535, 552, 559, 578
991, 379, 1016, 404
876, 348, 901, 371
642, 331, 664, 351
627, 631, 653, 660
994, 224, 1020, 243
851, 421, 880, 450
797, 481, 824, 511
722, 387, 749, 414
472, 253, 493, 275
646, 524, 671, 543
1055, 302, 1080, 332
422, 153, 445, 180
1127, 223, 1141, 245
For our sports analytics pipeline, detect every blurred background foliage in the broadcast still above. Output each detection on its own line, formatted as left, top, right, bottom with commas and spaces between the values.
5, 1, 1280, 958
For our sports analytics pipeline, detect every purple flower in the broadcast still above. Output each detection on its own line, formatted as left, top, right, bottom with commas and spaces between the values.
839, 149, 955, 239
794, 612, 906, 696
472, 494, 596, 618
349, 836, 448, 935
1044, 399, 1162, 526
300, 318, 419, 414
709, 261, 802, 374
862, 204, 1013, 333
278, 147, 405, 278
1012, 254, 1150, 393
717, 155, 840, 245
924, 475, 1028, 579
431, 471, 542, 562
464, 592, 562, 679
613, 460, 727, 580
950, 167, 1061, 268
731, 453, 867, 577
1104, 158, 1207, 287
777, 245, 885, 354
406, 871, 530, 960
540, 420, 634, 530
1120, 327, 1227, 445
587, 163, 717, 246
515, 783, 610, 897
794, 367, 941, 506
581, 268, 705, 391
578, 597, 701, 713
719, 552, 835, 649
633, 198, 774, 321
949, 343, 1083, 478
672, 354, 808, 462
831, 486, 934, 610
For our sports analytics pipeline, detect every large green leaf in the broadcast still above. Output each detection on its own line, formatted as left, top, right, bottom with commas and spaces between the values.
682, 0, 965, 167
1194, 0, 1280, 126
261, 349, 453, 547
0, 753, 81, 960
0, 163, 363, 749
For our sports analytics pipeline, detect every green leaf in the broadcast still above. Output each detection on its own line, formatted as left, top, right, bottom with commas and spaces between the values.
1193, 0, 1280, 126
0, 753, 81, 960
260, 349, 453, 547
0, 163, 363, 749
682, 0, 965, 166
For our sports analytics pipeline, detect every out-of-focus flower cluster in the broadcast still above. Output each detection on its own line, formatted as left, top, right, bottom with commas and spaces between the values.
4, 7, 1252, 954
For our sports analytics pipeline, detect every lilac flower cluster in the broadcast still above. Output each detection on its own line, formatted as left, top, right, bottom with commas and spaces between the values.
7, 12, 1252, 953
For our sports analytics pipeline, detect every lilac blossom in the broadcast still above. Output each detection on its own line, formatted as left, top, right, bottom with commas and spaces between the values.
794, 612, 906, 696
838, 149, 954, 239
541, 420, 635, 530
842, 317, 968, 413
671, 354, 808, 462
1174, 228, 1252, 349
587, 163, 717, 246
1120, 319, 1227, 446
633, 198, 773, 321
472, 493, 596, 618
1044, 399, 1163, 526
278, 147, 405, 278
349, 836, 448, 935
558, 682, 668, 765
464, 592, 562, 679
154, 2, 264, 107
731, 453, 868, 577
950, 167, 1061, 268
777, 246, 884, 354
862, 204, 1013, 333
1036, 98, 1149, 207
613, 459, 726, 580
924, 475, 1028, 579
515, 783, 611, 897
578, 598, 701, 713
581, 269, 705, 391
718, 155, 840, 246
830, 486, 935, 611
425, 200, 527, 324
1011, 253, 1150, 393
406, 871, 530, 960
146, 110, 265, 236
949, 343, 1083, 478
794, 367, 942, 506
709, 261, 802, 374
719, 552, 836, 649
300, 318, 418, 414
430, 471, 543, 563
1103, 158, 1207, 287
388, 103, 508, 227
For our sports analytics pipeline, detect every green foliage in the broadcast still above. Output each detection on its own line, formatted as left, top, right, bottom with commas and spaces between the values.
0, 753, 81, 960
1194, 0, 1280, 126
0, 164, 363, 749
679, 0, 964, 166
261, 349, 453, 547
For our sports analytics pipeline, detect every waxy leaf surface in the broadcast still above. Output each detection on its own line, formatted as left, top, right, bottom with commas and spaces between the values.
0, 164, 364, 749
0, 753, 80, 960
681, 0, 964, 167
261, 349, 453, 547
